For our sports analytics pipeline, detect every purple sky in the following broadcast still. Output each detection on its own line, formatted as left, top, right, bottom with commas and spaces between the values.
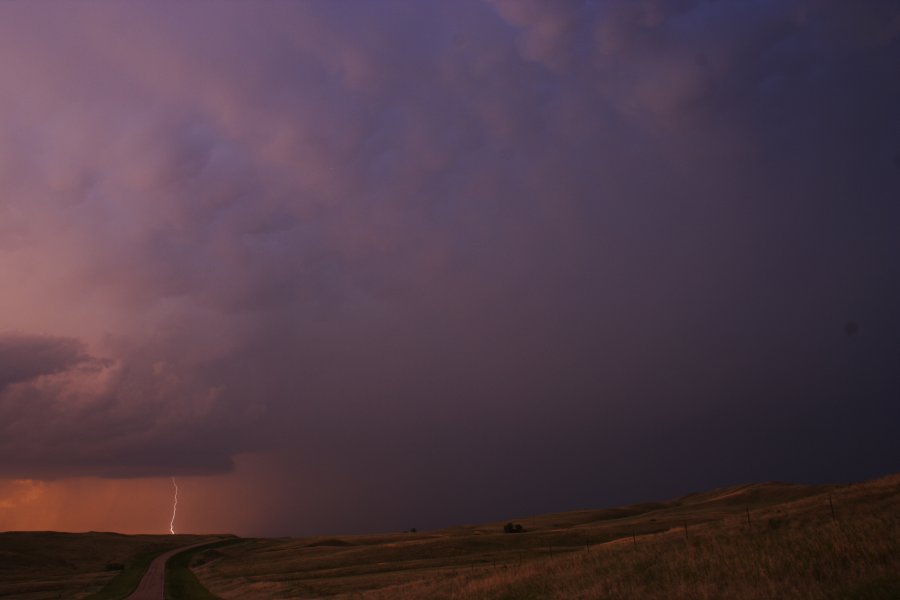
1, 0, 899, 536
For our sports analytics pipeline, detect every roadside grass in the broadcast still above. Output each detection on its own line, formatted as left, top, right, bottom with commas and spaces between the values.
86, 535, 227, 600
83, 543, 182, 600
165, 539, 244, 600
194, 473, 900, 600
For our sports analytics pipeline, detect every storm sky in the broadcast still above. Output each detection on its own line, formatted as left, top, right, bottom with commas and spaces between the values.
1, 0, 899, 536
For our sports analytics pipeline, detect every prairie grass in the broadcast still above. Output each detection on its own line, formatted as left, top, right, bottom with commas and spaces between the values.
195, 474, 900, 599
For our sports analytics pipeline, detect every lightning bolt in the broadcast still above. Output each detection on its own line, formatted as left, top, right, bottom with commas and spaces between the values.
169, 477, 178, 535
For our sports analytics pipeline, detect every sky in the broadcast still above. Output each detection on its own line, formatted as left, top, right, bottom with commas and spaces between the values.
1, 0, 898, 537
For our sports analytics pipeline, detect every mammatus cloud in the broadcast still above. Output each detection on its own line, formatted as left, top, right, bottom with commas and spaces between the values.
0, 0, 897, 529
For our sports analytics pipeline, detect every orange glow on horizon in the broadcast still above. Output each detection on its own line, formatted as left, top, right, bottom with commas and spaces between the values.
0, 454, 282, 535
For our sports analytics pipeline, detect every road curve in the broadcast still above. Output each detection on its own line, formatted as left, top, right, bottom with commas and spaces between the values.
125, 541, 216, 600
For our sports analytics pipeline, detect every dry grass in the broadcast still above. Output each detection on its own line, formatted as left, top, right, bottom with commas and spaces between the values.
194, 474, 900, 599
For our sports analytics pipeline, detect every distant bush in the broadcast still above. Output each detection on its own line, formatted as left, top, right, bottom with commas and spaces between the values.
503, 522, 525, 534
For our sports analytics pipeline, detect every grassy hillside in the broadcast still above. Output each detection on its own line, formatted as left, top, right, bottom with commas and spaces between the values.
0, 532, 215, 600
192, 473, 900, 599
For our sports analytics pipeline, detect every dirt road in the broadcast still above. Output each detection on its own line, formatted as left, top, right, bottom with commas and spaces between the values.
124, 541, 213, 600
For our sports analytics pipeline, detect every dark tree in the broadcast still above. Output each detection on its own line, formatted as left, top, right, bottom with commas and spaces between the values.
503, 522, 525, 534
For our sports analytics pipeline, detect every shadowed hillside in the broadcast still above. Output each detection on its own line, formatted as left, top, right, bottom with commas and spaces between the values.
0, 532, 220, 600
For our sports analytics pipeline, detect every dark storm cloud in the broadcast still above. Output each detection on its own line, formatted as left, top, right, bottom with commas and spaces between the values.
0, 332, 243, 478
0, 0, 897, 529
0, 333, 88, 390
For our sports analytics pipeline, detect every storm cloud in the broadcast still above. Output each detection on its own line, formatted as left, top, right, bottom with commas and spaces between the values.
0, 0, 898, 532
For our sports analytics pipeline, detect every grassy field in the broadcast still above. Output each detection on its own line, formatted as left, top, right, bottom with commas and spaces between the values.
192, 473, 900, 599
0, 532, 217, 600
1, 474, 897, 599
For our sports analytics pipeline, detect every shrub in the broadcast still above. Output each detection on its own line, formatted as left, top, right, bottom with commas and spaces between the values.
504, 522, 525, 534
